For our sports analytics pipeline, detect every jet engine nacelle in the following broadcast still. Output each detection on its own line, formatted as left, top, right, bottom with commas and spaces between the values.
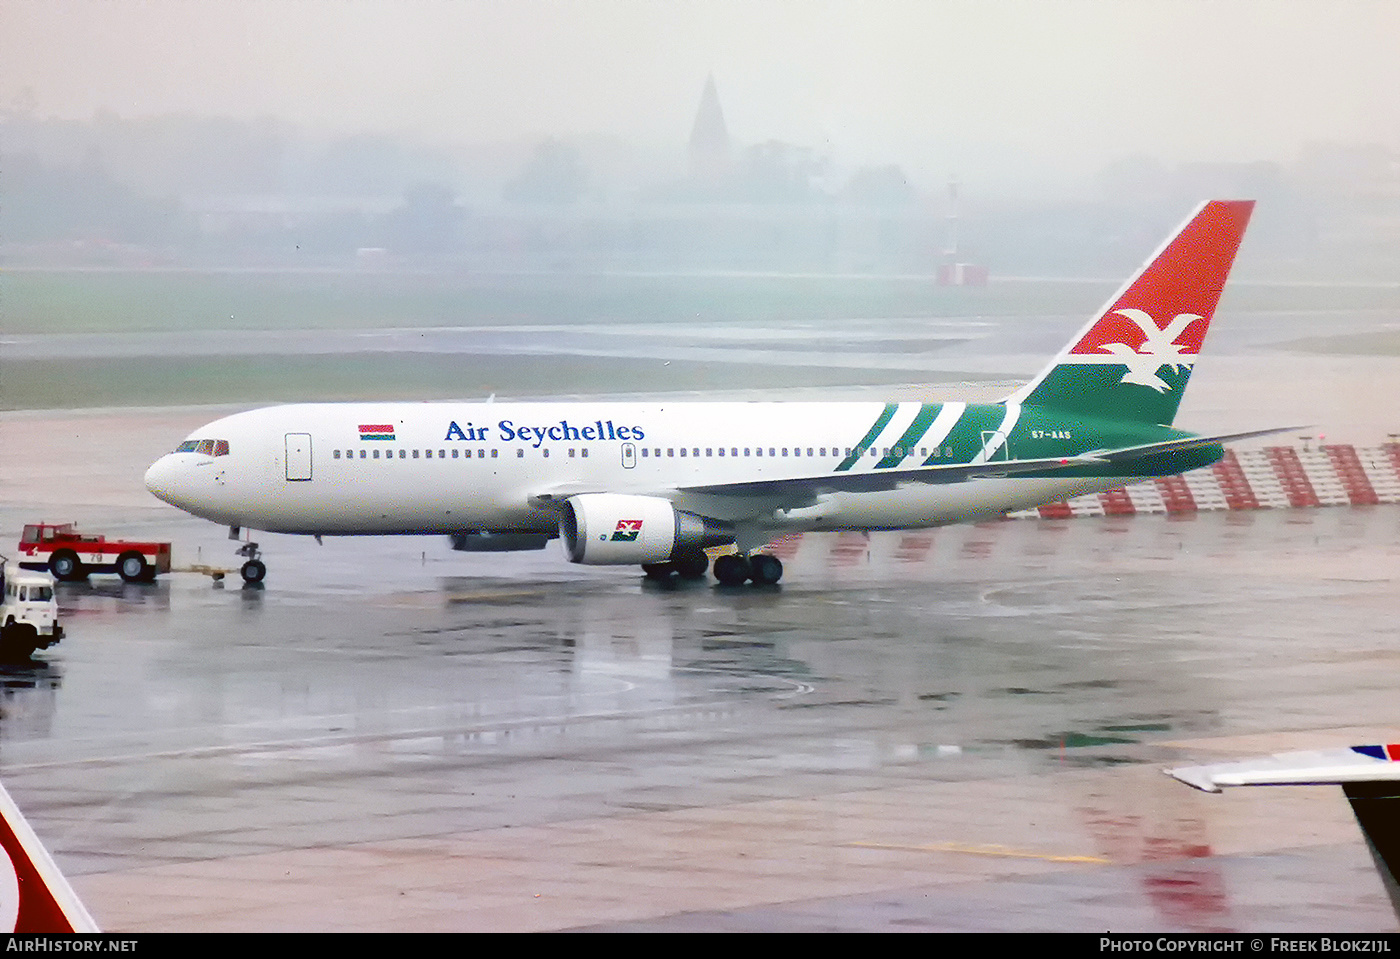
560, 493, 732, 565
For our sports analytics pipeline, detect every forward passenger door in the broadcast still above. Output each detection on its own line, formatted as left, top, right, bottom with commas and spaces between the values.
285, 433, 312, 481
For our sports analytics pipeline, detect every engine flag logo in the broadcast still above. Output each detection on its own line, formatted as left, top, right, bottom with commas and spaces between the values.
610, 519, 643, 542
359, 424, 395, 441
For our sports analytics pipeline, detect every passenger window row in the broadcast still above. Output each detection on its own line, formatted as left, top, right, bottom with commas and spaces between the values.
335, 448, 504, 460
330, 445, 956, 461
332, 448, 601, 460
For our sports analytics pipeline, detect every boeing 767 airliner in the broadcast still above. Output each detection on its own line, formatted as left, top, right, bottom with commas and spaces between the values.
143, 200, 1285, 586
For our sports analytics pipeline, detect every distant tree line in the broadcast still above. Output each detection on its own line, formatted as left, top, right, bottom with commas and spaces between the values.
1, 105, 1389, 274
1, 148, 185, 244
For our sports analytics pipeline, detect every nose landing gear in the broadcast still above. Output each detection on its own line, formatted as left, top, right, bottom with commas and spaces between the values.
236, 541, 266, 584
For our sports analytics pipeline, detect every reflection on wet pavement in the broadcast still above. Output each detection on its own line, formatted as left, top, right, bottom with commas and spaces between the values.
0, 498, 1394, 930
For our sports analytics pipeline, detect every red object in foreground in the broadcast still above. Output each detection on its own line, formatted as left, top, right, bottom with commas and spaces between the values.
0, 780, 97, 932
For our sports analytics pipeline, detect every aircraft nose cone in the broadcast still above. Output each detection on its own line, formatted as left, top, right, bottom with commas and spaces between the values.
144, 456, 180, 505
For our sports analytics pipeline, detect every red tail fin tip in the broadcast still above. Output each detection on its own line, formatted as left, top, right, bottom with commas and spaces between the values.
1069, 199, 1255, 359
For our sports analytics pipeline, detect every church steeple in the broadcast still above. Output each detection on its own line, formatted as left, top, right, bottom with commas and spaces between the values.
688, 74, 730, 183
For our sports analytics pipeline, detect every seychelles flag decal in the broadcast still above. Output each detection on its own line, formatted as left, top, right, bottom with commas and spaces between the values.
359, 424, 395, 441
610, 520, 642, 542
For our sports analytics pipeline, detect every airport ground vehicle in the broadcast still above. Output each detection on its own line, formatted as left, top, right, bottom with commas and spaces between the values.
0, 563, 63, 660
17, 522, 172, 583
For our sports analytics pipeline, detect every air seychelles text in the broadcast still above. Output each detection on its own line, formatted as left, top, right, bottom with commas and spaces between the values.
445, 420, 645, 448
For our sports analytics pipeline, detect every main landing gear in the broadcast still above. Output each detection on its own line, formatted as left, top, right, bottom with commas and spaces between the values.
642, 550, 710, 582
711, 552, 783, 587
642, 549, 783, 586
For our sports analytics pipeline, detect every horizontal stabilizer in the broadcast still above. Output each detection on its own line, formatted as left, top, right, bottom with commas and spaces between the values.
1077, 425, 1308, 464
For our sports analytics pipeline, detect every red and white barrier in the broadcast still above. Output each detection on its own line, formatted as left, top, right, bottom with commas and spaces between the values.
1018, 442, 1400, 519
751, 444, 1400, 572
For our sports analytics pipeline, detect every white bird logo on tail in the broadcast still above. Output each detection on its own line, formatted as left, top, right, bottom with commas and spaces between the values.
1098, 309, 1203, 392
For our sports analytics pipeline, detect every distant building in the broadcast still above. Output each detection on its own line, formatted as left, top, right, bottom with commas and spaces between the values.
937, 177, 988, 285
936, 263, 989, 287
688, 75, 731, 184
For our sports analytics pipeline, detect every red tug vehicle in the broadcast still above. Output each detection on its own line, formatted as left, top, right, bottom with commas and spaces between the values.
18, 523, 172, 583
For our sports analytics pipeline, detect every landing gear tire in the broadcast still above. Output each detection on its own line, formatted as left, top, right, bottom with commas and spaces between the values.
642, 562, 674, 581
235, 541, 264, 585
713, 554, 751, 586
49, 550, 83, 582
674, 551, 709, 580
748, 553, 783, 586
117, 551, 150, 584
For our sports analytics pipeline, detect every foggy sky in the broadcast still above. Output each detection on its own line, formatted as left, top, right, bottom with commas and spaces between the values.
4, 0, 1398, 185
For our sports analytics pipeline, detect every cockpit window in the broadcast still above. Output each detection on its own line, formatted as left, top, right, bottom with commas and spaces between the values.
177, 439, 230, 456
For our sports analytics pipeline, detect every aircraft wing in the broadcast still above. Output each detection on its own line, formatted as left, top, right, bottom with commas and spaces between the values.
527, 453, 1136, 504
1168, 745, 1400, 793
1170, 744, 1400, 919
680, 425, 1303, 499
527, 482, 606, 508
679, 454, 1108, 498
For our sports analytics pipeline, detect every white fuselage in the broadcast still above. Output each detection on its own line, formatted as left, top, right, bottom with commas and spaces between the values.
143, 401, 1126, 540
139, 200, 1263, 583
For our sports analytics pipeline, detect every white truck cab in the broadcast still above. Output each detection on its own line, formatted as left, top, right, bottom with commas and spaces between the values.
0, 563, 62, 659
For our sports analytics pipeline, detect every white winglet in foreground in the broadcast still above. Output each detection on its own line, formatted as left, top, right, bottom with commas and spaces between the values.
1168, 744, 1400, 793
0, 780, 98, 932
1169, 744, 1400, 917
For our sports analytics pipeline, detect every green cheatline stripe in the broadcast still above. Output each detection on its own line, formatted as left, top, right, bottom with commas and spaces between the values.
875, 403, 940, 469
836, 402, 897, 471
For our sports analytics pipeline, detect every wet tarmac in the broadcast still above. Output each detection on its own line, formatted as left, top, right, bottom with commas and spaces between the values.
0, 442, 1398, 929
